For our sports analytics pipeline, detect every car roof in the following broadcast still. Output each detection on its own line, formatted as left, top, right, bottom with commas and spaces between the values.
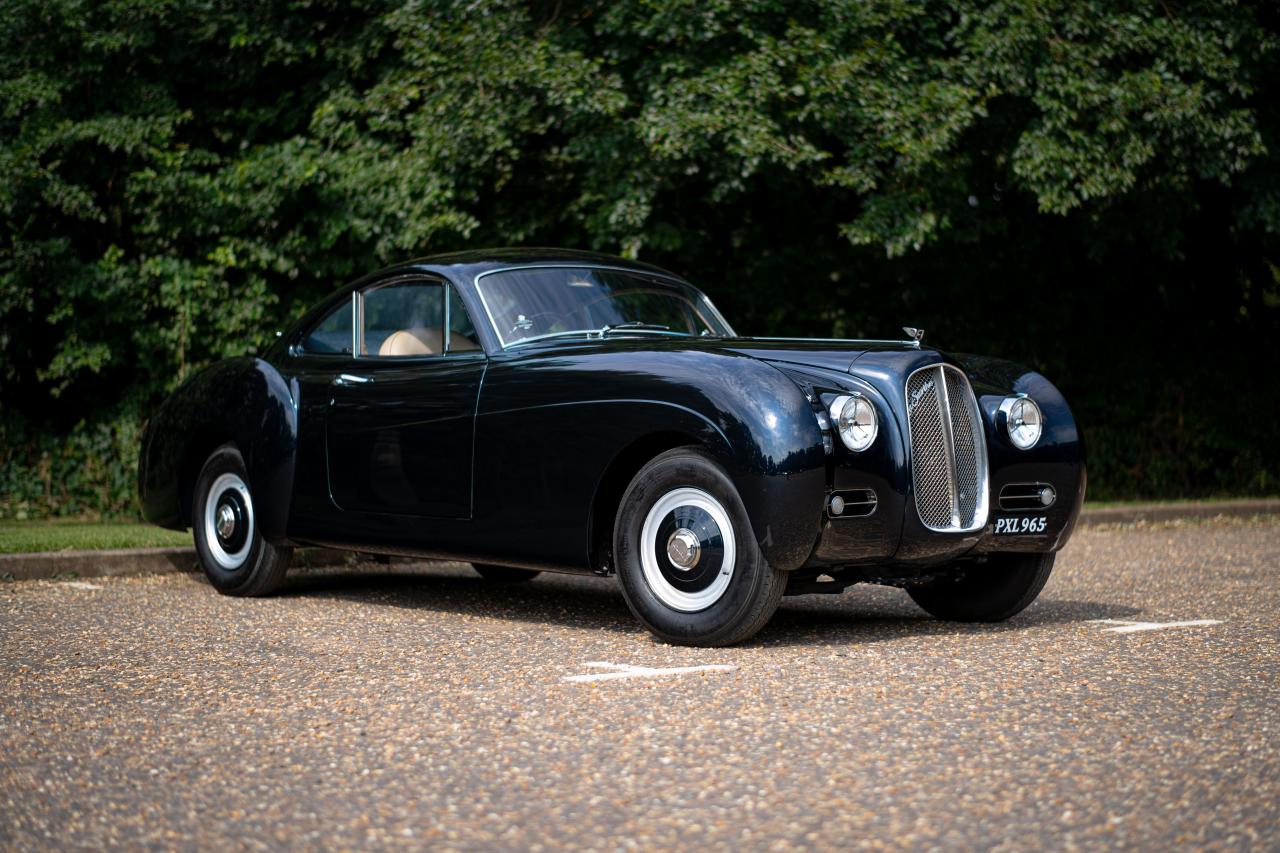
392, 248, 686, 284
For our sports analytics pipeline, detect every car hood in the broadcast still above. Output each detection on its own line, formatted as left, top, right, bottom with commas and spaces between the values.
721, 337, 921, 374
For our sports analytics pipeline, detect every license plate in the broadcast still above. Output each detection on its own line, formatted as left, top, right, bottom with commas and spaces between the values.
995, 516, 1047, 535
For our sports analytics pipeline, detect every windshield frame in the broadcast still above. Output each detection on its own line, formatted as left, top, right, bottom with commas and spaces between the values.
473, 263, 736, 350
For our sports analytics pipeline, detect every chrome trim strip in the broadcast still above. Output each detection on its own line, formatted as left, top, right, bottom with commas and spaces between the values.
443, 281, 452, 354
348, 274, 449, 358
749, 335, 922, 348
351, 291, 363, 358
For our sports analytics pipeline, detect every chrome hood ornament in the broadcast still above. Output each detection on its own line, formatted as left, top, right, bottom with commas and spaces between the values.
903, 327, 925, 347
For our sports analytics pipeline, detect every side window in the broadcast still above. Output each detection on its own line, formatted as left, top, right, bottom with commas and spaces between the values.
301, 299, 353, 354
300, 280, 483, 358
364, 280, 445, 357
448, 286, 481, 352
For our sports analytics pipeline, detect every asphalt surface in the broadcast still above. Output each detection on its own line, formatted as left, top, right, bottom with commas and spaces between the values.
2, 517, 1277, 851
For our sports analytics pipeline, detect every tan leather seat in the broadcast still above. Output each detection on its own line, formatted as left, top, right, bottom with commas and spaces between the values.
448, 332, 481, 352
378, 328, 439, 356
378, 328, 480, 356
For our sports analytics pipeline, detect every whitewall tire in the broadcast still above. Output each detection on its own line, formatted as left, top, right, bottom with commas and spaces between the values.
614, 448, 786, 646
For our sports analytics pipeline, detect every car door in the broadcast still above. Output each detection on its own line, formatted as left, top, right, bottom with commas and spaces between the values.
324, 276, 487, 519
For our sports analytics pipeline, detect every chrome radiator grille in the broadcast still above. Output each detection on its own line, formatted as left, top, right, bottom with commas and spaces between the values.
905, 365, 989, 532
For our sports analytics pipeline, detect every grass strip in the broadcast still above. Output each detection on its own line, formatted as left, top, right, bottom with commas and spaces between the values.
0, 521, 190, 554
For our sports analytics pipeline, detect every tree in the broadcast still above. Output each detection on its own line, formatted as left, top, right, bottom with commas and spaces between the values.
2, 0, 1277, 516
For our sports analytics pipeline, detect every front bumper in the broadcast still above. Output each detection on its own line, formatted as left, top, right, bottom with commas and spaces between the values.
806, 459, 1086, 570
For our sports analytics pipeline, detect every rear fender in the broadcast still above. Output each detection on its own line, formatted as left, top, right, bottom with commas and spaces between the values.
138, 358, 297, 543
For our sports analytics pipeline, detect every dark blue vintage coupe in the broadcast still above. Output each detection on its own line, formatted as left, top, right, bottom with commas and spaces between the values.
139, 249, 1085, 646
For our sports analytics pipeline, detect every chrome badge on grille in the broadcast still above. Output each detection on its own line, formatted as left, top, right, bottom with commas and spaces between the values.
908, 377, 935, 410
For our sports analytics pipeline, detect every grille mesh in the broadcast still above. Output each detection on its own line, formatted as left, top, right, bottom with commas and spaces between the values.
906, 365, 988, 531
906, 370, 952, 529
945, 369, 980, 527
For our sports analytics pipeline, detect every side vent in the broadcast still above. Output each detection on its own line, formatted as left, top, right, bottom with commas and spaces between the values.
827, 489, 878, 519
998, 483, 1056, 512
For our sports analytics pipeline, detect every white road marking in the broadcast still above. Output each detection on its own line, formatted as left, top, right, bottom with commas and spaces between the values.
1088, 618, 1222, 634
564, 661, 736, 683
63, 581, 103, 591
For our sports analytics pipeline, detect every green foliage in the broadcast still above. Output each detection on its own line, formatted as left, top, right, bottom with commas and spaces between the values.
1, 0, 1278, 516
0, 411, 141, 519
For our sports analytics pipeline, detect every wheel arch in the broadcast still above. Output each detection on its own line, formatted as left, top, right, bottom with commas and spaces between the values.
576, 350, 830, 573
177, 427, 236, 528
587, 431, 704, 572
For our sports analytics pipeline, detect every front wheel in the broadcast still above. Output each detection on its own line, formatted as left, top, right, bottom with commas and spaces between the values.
907, 552, 1054, 622
192, 443, 292, 596
613, 448, 786, 647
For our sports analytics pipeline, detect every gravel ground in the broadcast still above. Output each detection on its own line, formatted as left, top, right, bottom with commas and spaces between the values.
2, 519, 1276, 851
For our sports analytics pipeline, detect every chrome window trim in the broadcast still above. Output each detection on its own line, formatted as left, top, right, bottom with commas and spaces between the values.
473, 263, 736, 349
443, 280, 451, 355
904, 363, 991, 534
349, 274, 480, 361
351, 291, 362, 358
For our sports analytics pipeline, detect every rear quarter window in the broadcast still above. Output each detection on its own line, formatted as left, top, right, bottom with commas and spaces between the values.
301, 300, 353, 354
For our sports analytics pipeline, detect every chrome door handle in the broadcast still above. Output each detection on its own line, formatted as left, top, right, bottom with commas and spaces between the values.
332, 373, 372, 386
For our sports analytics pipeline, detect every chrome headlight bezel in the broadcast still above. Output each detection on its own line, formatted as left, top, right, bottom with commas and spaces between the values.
999, 394, 1043, 450
829, 393, 878, 453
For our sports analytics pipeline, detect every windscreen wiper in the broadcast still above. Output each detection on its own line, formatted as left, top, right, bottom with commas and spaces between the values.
506, 323, 680, 349
598, 322, 672, 337
505, 329, 595, 348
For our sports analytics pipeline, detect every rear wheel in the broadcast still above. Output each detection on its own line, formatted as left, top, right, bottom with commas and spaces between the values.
472, 564, 541, 582
613, 448, 786, 647
907, 552, 1054, 621
192, 443, 292, 596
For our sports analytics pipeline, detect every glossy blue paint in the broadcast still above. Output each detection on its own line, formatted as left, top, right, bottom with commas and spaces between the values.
141, 250, 1086, 578
326, 353, 486, 518
139, 357, 297, 542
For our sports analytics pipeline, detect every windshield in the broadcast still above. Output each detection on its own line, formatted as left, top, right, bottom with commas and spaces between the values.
475, 266, 733, 348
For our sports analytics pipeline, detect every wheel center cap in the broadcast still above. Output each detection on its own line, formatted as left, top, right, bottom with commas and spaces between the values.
666, 528, 701, 570
216, 504, 237, 540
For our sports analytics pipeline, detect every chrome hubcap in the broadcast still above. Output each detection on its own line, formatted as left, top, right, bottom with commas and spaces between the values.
640, 487, 736, 613
666, 528, 701, 570
216, 504, 237, 540
203, 472, 254, 571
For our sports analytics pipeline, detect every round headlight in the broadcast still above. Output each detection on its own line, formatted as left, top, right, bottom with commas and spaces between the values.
830, 394, 878, 452
1000, 395, 1043, 450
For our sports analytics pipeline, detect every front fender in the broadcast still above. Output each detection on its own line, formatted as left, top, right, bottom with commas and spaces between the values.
476, 345, 828, 571
687, 352, 828, 569
138, 357, 298, 542
952, 353, 1087, 552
